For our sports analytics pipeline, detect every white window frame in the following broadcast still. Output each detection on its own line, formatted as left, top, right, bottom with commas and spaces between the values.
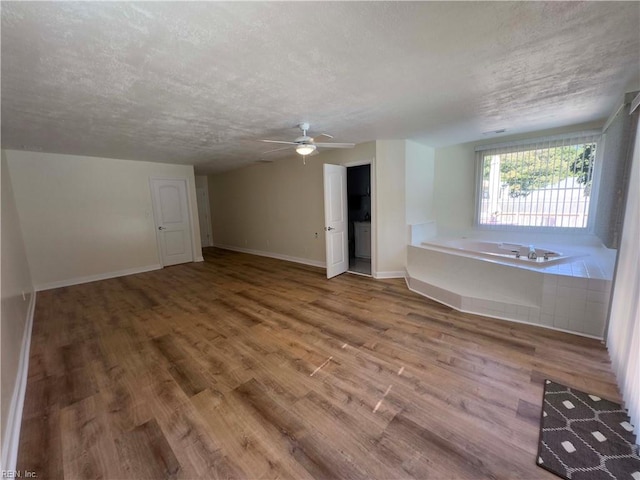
474, 130, 603, 233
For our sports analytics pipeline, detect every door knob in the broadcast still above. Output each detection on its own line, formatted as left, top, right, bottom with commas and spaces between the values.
158, 226, 166, 230
327, 226, 335, 231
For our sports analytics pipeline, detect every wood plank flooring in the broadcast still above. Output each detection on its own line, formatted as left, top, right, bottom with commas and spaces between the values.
17, 247, 620, 479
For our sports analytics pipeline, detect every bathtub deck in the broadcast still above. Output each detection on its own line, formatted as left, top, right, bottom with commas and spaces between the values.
18, 248, 619, 480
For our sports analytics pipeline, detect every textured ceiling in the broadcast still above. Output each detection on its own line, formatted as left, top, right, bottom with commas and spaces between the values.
2, 2, 639, 173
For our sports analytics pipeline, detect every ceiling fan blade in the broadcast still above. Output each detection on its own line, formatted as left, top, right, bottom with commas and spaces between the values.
260, 140, 298, 145
314, 142, 355, 149
317, 133, 334, 139
262, 145, 294, 154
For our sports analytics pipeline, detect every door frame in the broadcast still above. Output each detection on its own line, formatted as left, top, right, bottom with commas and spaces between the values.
149, 176, 198, 267
342, 158, 376, 278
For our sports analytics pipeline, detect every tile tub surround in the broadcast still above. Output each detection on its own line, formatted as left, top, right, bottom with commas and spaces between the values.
406, 242, 614, 338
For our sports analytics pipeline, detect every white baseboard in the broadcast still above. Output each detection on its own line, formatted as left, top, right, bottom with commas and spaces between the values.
1, 291, 36, 473
34, 264, 162, 291
213, 244, 326, 269
373, 270, 405, 279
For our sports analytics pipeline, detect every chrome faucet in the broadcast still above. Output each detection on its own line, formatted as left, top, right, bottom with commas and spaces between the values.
527, 245, 537, 260
511, 250, 521, 258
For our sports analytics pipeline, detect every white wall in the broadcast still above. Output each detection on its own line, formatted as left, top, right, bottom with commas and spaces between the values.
374, 140, 407, 275
433, 142, 477, 235
5, 150, 202, 290
406, 140, 435, 225
594, 95, 637, 248
209, 143, 375, 267
1, 151, 34, 469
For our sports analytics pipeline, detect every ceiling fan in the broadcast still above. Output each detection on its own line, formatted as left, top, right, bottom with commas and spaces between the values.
261, 123, 355, 158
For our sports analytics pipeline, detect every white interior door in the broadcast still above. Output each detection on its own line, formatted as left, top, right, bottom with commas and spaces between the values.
150, 178, 194, 266
323, 164, 348, 279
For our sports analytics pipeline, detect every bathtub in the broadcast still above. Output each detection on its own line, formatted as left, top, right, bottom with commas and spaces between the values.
420, 238, 584, 268
406, 236, 612, 339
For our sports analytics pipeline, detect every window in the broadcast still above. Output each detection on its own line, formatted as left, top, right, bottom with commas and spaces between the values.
476, 133, 600, 230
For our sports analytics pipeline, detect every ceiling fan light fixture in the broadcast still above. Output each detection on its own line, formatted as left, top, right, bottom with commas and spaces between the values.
296, 144, 316, 156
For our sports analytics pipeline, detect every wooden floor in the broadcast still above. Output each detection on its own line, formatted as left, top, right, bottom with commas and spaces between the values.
18, 248, 620, 479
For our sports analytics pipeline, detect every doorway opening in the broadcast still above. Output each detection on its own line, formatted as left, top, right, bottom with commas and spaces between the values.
347, 164, 371, 276
195, 177, 213, 247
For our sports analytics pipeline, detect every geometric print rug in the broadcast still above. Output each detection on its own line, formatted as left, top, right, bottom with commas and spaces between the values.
537, 380, 640, 480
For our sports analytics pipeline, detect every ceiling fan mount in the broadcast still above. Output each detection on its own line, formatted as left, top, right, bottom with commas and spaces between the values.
260, 122, 355, 159
298, 122, 310, 132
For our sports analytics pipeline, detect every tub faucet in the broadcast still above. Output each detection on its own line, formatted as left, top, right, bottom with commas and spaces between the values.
527, 246, 537, 260
511, 250, 521, 258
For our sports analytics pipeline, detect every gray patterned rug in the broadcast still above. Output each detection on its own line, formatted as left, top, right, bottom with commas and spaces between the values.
537, 380, 640, 480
